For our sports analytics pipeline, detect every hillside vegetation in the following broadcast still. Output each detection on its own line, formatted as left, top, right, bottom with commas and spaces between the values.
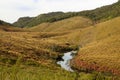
13, 12, 72, 28
0, 22, 102, 80
0, 20, 12, 26
0, 31, 78, 66
1, 16, 120, 79
0, 20, 24, 32
77, 0, 120, 22
30, 17, 93, 32
71, 17, 120, 76
1, 16, 118, 79
0, 1, 120, 79
13, 1, 120, 28
13, 17, 33, 28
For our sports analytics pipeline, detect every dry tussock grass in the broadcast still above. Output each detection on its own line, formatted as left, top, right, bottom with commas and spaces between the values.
0, 25, 26, 32
0, 31, 77, 66
71, 17, 120, 76
1, 16, 120, 77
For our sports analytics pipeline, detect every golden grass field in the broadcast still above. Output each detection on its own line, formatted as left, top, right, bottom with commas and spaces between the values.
0, 25, 25, 32
0, 16, 120, 79
71, 17, 120, 76
0, 31, 79, 66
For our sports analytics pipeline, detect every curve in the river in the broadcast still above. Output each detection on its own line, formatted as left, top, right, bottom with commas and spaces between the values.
57, 51, 77, 72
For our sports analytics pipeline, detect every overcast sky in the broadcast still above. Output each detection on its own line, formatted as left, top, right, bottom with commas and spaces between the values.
0, 0, 118, 23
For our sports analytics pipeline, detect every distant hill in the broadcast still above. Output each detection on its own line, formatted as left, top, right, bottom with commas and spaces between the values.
0, 20, 25, 32
13, 17, 33, 28
77, 0, 120, 22
13, 12, 74, 28
0, 20, 12, 26
13, 1, 120, 28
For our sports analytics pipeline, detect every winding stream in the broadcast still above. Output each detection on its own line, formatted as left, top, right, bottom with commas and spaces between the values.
57, 51, 77, 72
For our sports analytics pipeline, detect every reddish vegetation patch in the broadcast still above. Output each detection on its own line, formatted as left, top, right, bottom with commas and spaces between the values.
71, 59, 120, 76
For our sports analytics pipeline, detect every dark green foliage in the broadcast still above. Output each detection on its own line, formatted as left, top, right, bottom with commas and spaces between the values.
0, 20, 12, 26
77, 1, 120, 22
13, 1, 120, 28
13, 17, 33, 28
0, 21, 2, 25
13, 12, 75, 28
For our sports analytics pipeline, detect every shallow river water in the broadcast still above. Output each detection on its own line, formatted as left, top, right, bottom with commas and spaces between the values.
57, 51, 77, 72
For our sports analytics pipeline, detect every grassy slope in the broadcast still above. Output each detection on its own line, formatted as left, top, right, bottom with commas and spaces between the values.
0, 25, 103, 80
71, 17, 120, 76
30, 17, 92, 32
0, 17, 92, 67
0, 16, 115, 79
0, 31, 114, 80
0, 25, 25, 32
1, 17, 120, 79
29, 16, 120, 77
0, 31, 76, 66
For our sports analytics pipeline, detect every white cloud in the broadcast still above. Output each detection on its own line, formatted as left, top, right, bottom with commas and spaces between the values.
0, 0, 118, 23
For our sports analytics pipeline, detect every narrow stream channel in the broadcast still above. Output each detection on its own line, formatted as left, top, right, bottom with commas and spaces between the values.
57, 51, 77, 72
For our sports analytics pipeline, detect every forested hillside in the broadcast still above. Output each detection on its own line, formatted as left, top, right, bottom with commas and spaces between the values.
13, 1, 120, 28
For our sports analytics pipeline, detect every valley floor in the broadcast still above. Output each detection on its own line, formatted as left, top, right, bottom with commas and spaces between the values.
0, 17, 120, 79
